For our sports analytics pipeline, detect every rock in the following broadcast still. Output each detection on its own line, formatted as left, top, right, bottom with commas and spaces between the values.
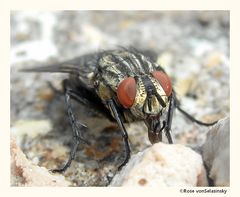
10, 137, 71, 186
11, 119, 52, 145
109, 143, 208, 186
201, 117, 230, 186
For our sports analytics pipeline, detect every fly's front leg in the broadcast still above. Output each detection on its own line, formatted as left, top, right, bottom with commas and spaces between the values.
174, 91, 218, 126
164, 92, 175, 144
107, 99, 131, 170
51, 79, 89, 173
176, 105, 218, 126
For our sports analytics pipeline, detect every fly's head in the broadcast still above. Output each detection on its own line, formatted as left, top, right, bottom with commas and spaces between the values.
116, 70, 172, 143
117, 70, 172, 117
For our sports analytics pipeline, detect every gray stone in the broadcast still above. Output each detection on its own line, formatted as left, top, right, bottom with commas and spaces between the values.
201, 117, 230, 186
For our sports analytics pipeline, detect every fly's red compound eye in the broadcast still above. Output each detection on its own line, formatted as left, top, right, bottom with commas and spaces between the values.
152, 71, 172, 96
117, 77, 136, 108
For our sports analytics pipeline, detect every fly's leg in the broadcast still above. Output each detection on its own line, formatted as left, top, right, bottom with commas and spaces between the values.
176, 105, 218, 126
164, 92, 174, 144
164, 90, 218, 146
107, 99, 131, 170
51, 79, 89, 173
51, 136, 80, 173
158, 120, 166, 141
173, 91, 218, 126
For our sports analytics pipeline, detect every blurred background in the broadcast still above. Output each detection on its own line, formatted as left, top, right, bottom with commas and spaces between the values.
10, 11, 229, 186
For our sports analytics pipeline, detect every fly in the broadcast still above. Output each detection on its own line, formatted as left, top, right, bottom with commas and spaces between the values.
21, 48, 217, 172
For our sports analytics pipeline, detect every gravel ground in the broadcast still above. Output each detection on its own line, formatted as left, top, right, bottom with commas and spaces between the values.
10, 11, 229, 186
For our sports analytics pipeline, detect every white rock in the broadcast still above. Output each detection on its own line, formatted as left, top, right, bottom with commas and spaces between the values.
110, 143, 207, 187
11, 137, 71, 186
201, 117, 230, 186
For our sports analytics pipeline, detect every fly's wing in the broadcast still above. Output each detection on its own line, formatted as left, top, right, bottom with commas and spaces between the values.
125, 47, 159, 62
137, 49, 158, 63
20, 51, 117, 121
20, 52, 102, 88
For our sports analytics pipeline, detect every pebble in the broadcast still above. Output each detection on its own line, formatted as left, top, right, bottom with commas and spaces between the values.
109, 143, 208, 186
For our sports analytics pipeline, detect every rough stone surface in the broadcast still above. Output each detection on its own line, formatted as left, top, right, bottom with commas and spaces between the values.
11, 11, 229, 186
109, 143, 208, 187
201, 117, 230, 186
11, 119, 52, 145
11, 137, 71, 186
